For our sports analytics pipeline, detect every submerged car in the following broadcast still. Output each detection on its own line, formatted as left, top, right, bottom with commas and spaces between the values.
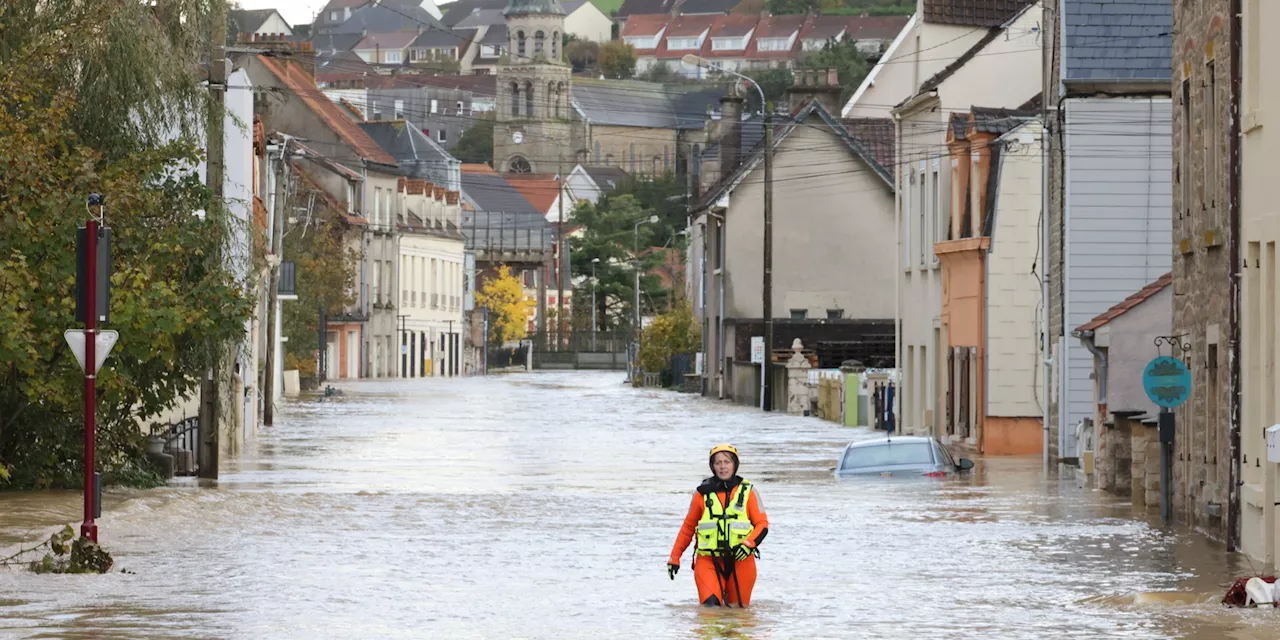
835, 436, 975, 478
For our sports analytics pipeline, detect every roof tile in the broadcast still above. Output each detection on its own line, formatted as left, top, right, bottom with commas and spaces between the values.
922, 0, 1033, 27
1074, 272, 1173, 333
257, 55, 398, 165
1062, 0, 1172, 84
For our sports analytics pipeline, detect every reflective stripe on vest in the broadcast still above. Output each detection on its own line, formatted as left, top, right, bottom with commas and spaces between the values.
695, 481, 752, 555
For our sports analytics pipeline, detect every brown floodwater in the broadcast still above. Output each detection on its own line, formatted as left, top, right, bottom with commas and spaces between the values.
0, 371, 1276, 639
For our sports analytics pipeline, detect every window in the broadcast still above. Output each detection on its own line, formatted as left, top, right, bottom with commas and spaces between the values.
668, 37, 699, 50
838, 442, 932, 471
535, 31, 545, 55
412, 48, 425, 61
330, 10, 339, 21
932, 167, 942, 258
1181, 79, 1191, 219
509, 156, 532, 173
374, 188, 382, 226
344, 7, 351, 19
712, 38, 743, 51
517, 31, 526, 57
552, 31, 559, 59
438, 129, 447, 143
394, 100, 404, 119
790, 309, 807, 320
1206, 59, 1216, 215
525, 81, 534, 117
346, 182, 355, 213
385, 50, 402, 64
903, 170, 912, 268
374, 260, 382, 304
430, 99, 438, 114
918, 162, 927, 266
1208, 342, 1219, 464
457, 100, 465, 115
482, 44, 501, 57
826, 309, 843, 320
757, 37, 789, 51
510, 82, 520, 117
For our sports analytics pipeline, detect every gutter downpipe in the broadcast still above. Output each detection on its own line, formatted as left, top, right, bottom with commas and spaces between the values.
1228, 0, 1242, 552
1076, 329, 1106, 435
1041, 118, 1051, 470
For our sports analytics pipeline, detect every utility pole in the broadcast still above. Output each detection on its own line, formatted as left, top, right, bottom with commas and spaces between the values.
761, 101, 774, 412
202, 9, 228, 477
263, 144, 280, 426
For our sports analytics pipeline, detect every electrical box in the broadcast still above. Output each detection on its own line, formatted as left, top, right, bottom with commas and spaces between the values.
1267, 425, 1280, 463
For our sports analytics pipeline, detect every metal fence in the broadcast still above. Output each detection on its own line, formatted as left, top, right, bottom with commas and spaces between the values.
150, 415, 200, 477
530, 330, 632, 353
461, 211, 555, 254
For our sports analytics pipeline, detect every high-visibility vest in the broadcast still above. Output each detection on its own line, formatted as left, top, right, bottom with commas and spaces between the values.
695, 481, 753, 556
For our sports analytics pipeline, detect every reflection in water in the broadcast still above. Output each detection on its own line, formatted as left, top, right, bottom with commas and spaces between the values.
0, 371, 1273, 638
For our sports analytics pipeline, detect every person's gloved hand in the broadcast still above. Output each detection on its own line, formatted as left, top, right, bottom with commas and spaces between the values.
667, 563, 679, 580
732, 544, 754, 561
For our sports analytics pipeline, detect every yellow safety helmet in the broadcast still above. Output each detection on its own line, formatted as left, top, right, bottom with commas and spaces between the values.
708, 443, 740, 473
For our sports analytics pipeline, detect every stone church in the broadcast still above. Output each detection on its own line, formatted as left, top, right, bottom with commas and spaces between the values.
492, 0, 727, 177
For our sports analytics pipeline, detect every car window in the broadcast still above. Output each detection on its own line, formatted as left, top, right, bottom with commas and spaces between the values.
840, 442, 934, 470
934, 444, 955, 467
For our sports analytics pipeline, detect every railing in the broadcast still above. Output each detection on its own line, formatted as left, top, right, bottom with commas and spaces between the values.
529, 330, 632, 353
150, 415, 200, 477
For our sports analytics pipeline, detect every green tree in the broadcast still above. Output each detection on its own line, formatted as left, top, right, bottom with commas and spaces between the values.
741, 68, 795, 113
639, 60, 681, 83
799, 38, 871, 105
451, 113, 495, 165
637, 300, 701, 379
475, 266, 535, 344
0, 0, 252, 489
281, 187, 361, 383
568, 195, 664, 330
598, 41, 637, 80
566, 39, 599, 73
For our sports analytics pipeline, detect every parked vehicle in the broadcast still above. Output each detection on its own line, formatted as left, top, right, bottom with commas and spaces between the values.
835, 436, 975, 478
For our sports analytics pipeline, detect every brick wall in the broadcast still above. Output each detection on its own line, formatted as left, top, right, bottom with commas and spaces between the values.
1172, 0, 1234, 543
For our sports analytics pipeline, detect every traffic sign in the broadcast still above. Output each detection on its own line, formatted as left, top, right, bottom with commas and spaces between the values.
64, 330, 119, 374
1143, 356, 1192, 409
750, 336, 765, 364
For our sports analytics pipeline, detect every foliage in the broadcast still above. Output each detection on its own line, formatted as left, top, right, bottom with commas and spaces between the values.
0, 525, 115, 574
475, 266, 535, 345
799, 38, 872, 105
740, 68, 795, 113
598, 41, 638, 80
639, 61, 682, 84
568, 195, 665, 330
567, 39, 600, 73
0, 0, 229, 159
0, 0, 252, 489
281, 190, 360, 379
452, 112, 495, 165
638, 300, 701, 374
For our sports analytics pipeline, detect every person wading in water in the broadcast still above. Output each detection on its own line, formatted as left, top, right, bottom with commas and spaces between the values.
667, 444, 769, 607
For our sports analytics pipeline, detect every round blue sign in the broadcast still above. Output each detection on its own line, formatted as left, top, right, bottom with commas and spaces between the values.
1143, 356, 1192, 409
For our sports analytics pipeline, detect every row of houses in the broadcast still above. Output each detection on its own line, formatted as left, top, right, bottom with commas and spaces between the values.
622, 13, 907, 75
680, 0, 1280, 571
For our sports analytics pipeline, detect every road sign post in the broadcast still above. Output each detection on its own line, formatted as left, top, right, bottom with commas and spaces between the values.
76, 195, 111, 542
1143, 354, 1192, 523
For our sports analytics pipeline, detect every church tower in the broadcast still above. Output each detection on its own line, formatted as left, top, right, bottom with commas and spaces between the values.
492, 0, 573, 173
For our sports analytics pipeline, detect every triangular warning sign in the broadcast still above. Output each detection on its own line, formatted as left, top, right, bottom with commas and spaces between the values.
64, 330, 119, 374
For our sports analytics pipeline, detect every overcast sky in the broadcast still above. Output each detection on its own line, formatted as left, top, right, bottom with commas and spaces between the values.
237, 0, 455, 27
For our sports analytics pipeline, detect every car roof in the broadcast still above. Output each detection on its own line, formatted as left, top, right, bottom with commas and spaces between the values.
846, 436, 935, 449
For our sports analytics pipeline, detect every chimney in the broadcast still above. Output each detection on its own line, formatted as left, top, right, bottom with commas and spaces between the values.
785, 68, 841, 115
719, 84, 744, 175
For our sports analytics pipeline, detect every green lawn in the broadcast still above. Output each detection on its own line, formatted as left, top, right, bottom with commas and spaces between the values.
589, 0, 625, 16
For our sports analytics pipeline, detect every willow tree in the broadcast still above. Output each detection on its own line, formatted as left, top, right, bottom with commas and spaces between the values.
0, 0, 251, 488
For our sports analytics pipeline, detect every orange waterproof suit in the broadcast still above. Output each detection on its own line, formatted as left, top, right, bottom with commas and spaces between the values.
668, 482, 769, 607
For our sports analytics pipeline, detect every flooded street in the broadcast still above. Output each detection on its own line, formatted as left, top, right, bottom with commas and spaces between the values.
0, 372, 1276, 638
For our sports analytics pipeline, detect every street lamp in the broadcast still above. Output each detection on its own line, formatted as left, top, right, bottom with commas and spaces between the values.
634, 214, 659, 333
682, 53, 775, 411
591, 257, 600, 334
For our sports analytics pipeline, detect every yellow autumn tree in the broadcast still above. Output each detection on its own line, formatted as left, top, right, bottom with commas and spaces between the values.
475, 265, 536, 345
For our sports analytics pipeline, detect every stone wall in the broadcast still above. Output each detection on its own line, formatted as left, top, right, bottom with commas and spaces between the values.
1172, 0, 1233, 543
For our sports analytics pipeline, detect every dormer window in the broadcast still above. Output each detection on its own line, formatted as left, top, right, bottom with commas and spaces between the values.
757, 37, 791, 52
667, 36, 699, 50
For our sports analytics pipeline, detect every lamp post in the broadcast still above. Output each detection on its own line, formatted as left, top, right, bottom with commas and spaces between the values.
682, 54, 773, 411
591, 257, 600, 351
634, 214, 658, 333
